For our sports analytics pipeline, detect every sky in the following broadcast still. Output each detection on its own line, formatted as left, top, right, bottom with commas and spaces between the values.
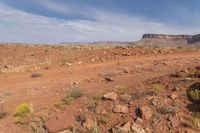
0, 0, 200, 44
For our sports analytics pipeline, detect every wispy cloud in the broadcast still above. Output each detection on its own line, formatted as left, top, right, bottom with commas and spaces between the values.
0, 2, 199, 44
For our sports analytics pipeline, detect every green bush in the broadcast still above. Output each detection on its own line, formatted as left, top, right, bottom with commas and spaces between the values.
14, 103, 33, 124
187, 82, 200, 103
151, 83, 165, 96
188, 112, 200, 131
70, 88, 84, 99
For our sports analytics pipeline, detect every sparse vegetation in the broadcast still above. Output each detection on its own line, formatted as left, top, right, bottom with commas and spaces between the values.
187, 82, 200, 103
116, 85, 129, 94
156, 105, 176, 115
92, 93, 103, 100
187, 112, 200, 131
96, 112, 112, 125
55, 88, 84, 108
151, 83, 165, 96
70, 88, 84, 99
90, 120, 99, 133
14, 103, 33, 124
131, 90, 147, 100
87, 99, 96, 112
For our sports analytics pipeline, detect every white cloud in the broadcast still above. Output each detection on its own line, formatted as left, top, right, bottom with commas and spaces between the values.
0, 2, 199, 44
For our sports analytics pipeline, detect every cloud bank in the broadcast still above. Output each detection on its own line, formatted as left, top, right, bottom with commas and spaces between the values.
0, 2, 199, 44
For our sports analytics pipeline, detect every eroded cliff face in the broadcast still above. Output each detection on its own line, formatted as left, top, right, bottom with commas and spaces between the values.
137, 34, 200, 47
142, 34, 192, 41
188, 34, 200, 44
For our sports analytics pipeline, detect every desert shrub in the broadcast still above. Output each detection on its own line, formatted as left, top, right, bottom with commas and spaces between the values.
62, 96, 74, 105
70, 88, 84, 99
116, 85, 129, 94
96, 115, 109, 124
31, 73, 41, 78
56, 88, 84, 107
14, 103, 33, 124
87, 100, 96, 112
151, 83, 165, 96
187, 82, 200, 103
120, 93, 132, 103
156, 105, 176, 115
92, 93, 103, 100
96, 111, 112, 125
90, 120, 99, 133
131, 91, 147, 100
187, 112, 200, 131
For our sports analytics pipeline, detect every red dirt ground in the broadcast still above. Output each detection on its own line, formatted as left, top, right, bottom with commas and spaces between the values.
0, 45, 199, 133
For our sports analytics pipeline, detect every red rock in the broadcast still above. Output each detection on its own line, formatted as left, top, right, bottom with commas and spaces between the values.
140, 106, 153, 120
95, 106, 107, 115
82, 117, 94, 130
103, 92, 118, 101
170, 92, 178, 100
113, 105, 129, 114
169, 116, 179, 128
131, 123, 145, 133
44, 112, 75, 133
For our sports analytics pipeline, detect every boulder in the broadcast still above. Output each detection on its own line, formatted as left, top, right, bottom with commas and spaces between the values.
169, 116, 180, 128
103, 92, 118, 101
131, 123, 146, 133
44, 112, 74, 133
113, 105, 129, 114
82, 117, 94, 130
170, 92, 178, 100
138, 106, 153, 120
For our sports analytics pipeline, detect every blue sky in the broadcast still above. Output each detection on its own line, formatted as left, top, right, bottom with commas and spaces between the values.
0, 0, 200, 43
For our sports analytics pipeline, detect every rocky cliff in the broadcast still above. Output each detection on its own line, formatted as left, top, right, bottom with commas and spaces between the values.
135, 34, 200, 47
188, 34, 200, 44
142, 34, 192, 40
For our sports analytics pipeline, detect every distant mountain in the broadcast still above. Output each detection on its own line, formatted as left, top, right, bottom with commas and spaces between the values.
135, 33, 200, 47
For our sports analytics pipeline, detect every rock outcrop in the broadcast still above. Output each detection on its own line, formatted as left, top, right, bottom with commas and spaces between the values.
188, 34, 200, 44
136, 33, 200, 47
142, 34, 192, 40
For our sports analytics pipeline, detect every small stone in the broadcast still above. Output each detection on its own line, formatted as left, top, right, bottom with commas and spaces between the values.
113, 105, 129, 114
77, 61, 82, 64
170, 92, 178, 100
95, 106, 107, 115
135, 117, 143, 123
131, 123, 146, 133
57, 129, 73, 133
105, 76, 114, 82
66, 63, 73, 66
103, 92, 118, 101
147, 96, 154, 101
76, 114, 86, 122
82, 117, 94, 130
122, 122, 131, 131
172, 87, 180, 91
169, 116, 179, 128
138, 106, 153, 120
116, 122, 131, 133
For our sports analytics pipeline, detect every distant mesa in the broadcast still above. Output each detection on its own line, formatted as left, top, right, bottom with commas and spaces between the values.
188, 34, 200, 44
142, 34, 192, 40
136, 33, 200, 47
